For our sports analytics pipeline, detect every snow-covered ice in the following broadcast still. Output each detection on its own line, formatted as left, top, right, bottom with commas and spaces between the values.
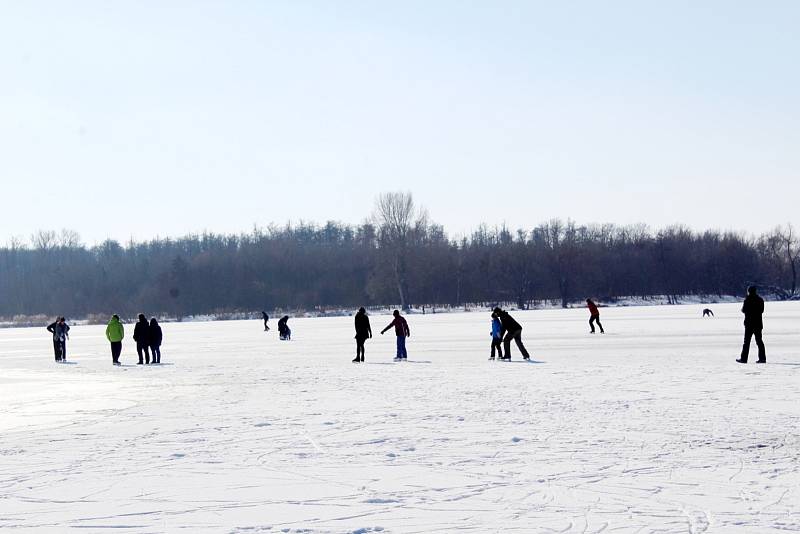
1, 302, 799, 533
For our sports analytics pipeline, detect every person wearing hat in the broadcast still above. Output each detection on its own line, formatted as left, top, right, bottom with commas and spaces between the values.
381, 309, 410, 361
737, 286, 766, 364
352, 307, 372, 363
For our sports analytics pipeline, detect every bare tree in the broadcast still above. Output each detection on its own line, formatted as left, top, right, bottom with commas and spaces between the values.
31, 230, 57, 251
373, 191, 428, 309
766, 224, 800, 296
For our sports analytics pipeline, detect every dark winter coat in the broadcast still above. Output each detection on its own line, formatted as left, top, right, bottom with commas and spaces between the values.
742, 294, 765, 329
149, 323, 163, 347
46, 322, 69, 342
133, 319, 151, 345
497, 311, 522, 334
383, 316, 410, 337
354, 311, 372, 339
277, 316, 289, 335
587, 300, 599, 316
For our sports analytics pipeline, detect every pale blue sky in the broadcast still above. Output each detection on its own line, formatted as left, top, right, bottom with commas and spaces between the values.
1, 1, 798, 245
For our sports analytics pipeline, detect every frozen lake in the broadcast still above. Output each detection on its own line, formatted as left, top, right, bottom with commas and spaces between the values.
1, 302, 799, 533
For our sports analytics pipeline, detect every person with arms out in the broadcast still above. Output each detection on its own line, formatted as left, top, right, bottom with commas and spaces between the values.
587, 299, 604, 334
133, 313, 151, 364
489, 312, 503, 360
149, 318, 163, 364
493, 307, 530, 361
352, 307, 372, 363
737, 286, 766, 364
106, 314, 124, 365
381, 309, 410, 361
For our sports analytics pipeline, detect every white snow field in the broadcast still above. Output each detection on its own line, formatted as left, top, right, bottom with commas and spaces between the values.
1, 302, 799, 533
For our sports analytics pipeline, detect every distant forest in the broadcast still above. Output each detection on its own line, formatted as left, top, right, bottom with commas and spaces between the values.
1, 193, 798, 320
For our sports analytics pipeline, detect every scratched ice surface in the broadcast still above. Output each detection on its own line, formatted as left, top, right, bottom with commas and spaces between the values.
1, 303, 798, 533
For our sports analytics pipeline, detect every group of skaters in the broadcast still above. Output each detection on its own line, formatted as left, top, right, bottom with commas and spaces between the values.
45, 314, 164, 365
48, 286, 767, 367
104, 314, 163, 365
106, 313, 164, 365
348, 287, 767, 365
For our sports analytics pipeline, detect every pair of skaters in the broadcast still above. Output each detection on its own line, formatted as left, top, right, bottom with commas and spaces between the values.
352, 308, 410, 362
105, 314, 163, 365
46, 317, 70, 362
262, 312, 292, 340
489, 307, 531, 360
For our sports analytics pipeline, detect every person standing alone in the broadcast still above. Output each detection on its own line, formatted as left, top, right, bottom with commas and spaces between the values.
46, 317, 70, 362
133, 313, 151, 364
586, 299, 604, 334
737, 286, 766, 364
106, 314, 125, 365
381, 309, 410, 361
352, 307, 372, 363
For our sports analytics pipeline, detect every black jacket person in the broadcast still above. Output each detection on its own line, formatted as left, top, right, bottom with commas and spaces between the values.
352, 307, 372, 363
133, 313, 151, 364
493, 307, 530, 361
737, 286, 766, 364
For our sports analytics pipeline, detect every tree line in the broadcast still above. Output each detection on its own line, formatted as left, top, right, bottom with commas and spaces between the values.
0, 193, 797, 320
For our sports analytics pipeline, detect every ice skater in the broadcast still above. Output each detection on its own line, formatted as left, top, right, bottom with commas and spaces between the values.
381, 309, 410, 361
133, 313, 151, 364
736, 286, 766, 364
493, 307, 530, 361
278, 315, 291, 340
106, 314, 125, 365
352, 307, 372, 363
587, 299, 604, 334
262, 311, 270, 331
489, 311, 503, 360
149, 318, 163, 364
46, 317, 70, 362
702, 308, 714, 317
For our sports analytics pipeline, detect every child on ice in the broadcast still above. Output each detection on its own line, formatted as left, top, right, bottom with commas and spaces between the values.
489, 312, 503, 360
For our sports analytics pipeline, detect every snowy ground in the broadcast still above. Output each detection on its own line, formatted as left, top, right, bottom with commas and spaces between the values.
1, 302, 799, 533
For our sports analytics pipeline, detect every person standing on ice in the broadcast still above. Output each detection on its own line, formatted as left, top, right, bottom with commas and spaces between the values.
352, 307, 372, 363
489, 312, 503, 360
46, 316, 70, 362
278, 315, 291, 340
381, 309, 410, 361
106, 314, 125, 365
493, 307, 530, 361
133, 313, 151, 364
262, 311, 270, 331
586, 299, 604, 334
737, 286, 766, 364
149, 318, 163, 364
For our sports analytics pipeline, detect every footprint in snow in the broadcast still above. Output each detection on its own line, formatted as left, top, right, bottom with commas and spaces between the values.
511, 437, 523, 443
254, 422, 271, 427
171, 453, 186, 459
